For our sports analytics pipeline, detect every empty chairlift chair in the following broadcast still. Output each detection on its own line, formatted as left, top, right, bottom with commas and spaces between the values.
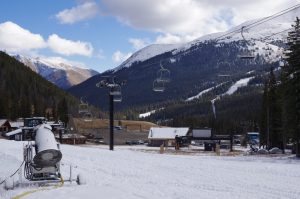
83, 112, 93, 122
238, 26, 255, 60
153, 79, 165, 92
156, 64, 171, 83
78, 102, 89, 114
153, 61, 171, 92
110, 85, 122, 102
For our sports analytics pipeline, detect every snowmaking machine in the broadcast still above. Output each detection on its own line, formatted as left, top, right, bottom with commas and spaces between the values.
23, 124, 62, 181
3, 123, 85, 190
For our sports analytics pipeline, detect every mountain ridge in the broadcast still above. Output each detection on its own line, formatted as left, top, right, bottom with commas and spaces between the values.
12, 54, 99, 89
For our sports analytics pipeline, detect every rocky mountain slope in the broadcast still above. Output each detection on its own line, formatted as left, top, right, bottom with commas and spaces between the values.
13, 55, 98, 89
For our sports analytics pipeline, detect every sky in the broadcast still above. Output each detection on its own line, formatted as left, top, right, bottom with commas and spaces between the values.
0, 0, 299, 72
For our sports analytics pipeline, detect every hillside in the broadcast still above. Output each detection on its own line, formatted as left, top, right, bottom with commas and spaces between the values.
66, 14, 294, 129
0, 51, 79, 120
68, 40, 276, 108
13, 54, 99, 89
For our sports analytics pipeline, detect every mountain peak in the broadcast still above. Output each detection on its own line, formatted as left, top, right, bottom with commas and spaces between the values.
12, 54, 98, 89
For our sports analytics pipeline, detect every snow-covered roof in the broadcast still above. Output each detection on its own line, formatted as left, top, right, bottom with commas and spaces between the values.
148, 127, 189, 139
0, 119, 9, 127
9, 121, 23, 128
6, 129, 22, 136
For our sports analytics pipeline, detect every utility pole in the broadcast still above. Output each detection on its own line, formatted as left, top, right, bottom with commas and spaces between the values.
109, 94, 114, 150
267, 104, 270, 150
96, 76, 125, 151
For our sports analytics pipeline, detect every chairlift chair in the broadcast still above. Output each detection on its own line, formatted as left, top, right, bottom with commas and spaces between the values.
83, 112, 93, 122
156, 68, 171, 83
110, 85, 121, 96
109, 84, 122, 102
156, 61, 171, 83
113, 94, 122, 102
238, 52, 255, 59
153, 79, 165, 92
78, 103, 88, 114
238, 26, 255, 60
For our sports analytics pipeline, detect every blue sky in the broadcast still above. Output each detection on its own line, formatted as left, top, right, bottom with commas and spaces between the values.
0, 0, 299, 72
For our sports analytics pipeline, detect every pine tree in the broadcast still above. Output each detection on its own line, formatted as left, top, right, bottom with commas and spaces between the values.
58, 97, 69, 125
260, 80, 269, 148
268, 68, 282, 149
260, 68, 282, 149
282, 17, 300, 157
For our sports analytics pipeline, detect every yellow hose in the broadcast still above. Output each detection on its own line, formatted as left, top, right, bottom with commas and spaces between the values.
11, 176, 64, 199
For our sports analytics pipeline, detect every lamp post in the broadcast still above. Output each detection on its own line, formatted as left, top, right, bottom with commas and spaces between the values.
96, 77, 125, 151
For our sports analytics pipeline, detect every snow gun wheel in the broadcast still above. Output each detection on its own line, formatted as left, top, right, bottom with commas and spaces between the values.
76, 174, 86, 185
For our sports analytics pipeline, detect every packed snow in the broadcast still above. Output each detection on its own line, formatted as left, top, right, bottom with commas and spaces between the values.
1, 140, 300, 199
185, 82, 227, 102
113, 44, 180, 72
139, 108, 164, 118
225, 77, 254, 95
139, 110, 157, 118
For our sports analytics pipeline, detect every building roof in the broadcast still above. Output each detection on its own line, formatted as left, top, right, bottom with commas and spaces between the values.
6, 128, 22, 136
9, 121, 24, 128
0, 119, 9, 127
148, 127, 189, 139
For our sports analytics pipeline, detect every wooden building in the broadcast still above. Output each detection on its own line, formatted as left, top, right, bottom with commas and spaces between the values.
148, 127, 191, 146
0, 119, 11, 137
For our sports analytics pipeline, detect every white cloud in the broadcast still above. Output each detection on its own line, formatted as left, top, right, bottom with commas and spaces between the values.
128, 38, 150, 50
155, 33, 182, 44
102, 0, 300, 43
48, 34, 93, 56
0, 21, 47, 53
112, 50, 132, 63
56, 1, 99, 24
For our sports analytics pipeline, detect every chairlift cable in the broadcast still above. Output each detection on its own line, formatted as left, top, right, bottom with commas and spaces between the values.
125, 4, 300, 70
215, 3, 300, 41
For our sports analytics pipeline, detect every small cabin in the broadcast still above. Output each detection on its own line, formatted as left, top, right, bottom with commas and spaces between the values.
148, 127, 190, 147
0, 119, 11, 137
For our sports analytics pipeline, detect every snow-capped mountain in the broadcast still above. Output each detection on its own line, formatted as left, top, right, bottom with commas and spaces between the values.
114, 10, 298, 72
69, 11, 298, 109
13, 55, 98, 89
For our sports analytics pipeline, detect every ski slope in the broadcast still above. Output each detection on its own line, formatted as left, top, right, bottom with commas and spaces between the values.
225, 77, 254, 95
1, 140, 300, 199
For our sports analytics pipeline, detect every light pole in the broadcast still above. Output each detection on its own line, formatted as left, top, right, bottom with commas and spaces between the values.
96, 77, 125, 151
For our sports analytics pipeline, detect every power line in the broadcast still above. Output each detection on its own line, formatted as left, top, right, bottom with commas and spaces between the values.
264, 28, 293, 40
215, 3, 300, 41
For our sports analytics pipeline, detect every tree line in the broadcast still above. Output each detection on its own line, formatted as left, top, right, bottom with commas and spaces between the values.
260, 18, 300, 156
0, 51, 77, 124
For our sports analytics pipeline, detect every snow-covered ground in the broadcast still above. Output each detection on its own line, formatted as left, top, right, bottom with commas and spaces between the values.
1, 140, 300, 199
185, 82, 227, 102
225, 77, 254, 95
139, 108, 164, 118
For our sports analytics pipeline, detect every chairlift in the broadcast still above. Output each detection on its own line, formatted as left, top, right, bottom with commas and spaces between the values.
110, 84, 121, 96
238, 26, 255, 59
113, 94, 122, 102
83, 112, 93, 122
109, 84, 122, 102
218, 74, 231, 82
218, 74, 231, 77
153, 79, 165, 92
156, 61, 171, 83
79, 98, 89, 114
